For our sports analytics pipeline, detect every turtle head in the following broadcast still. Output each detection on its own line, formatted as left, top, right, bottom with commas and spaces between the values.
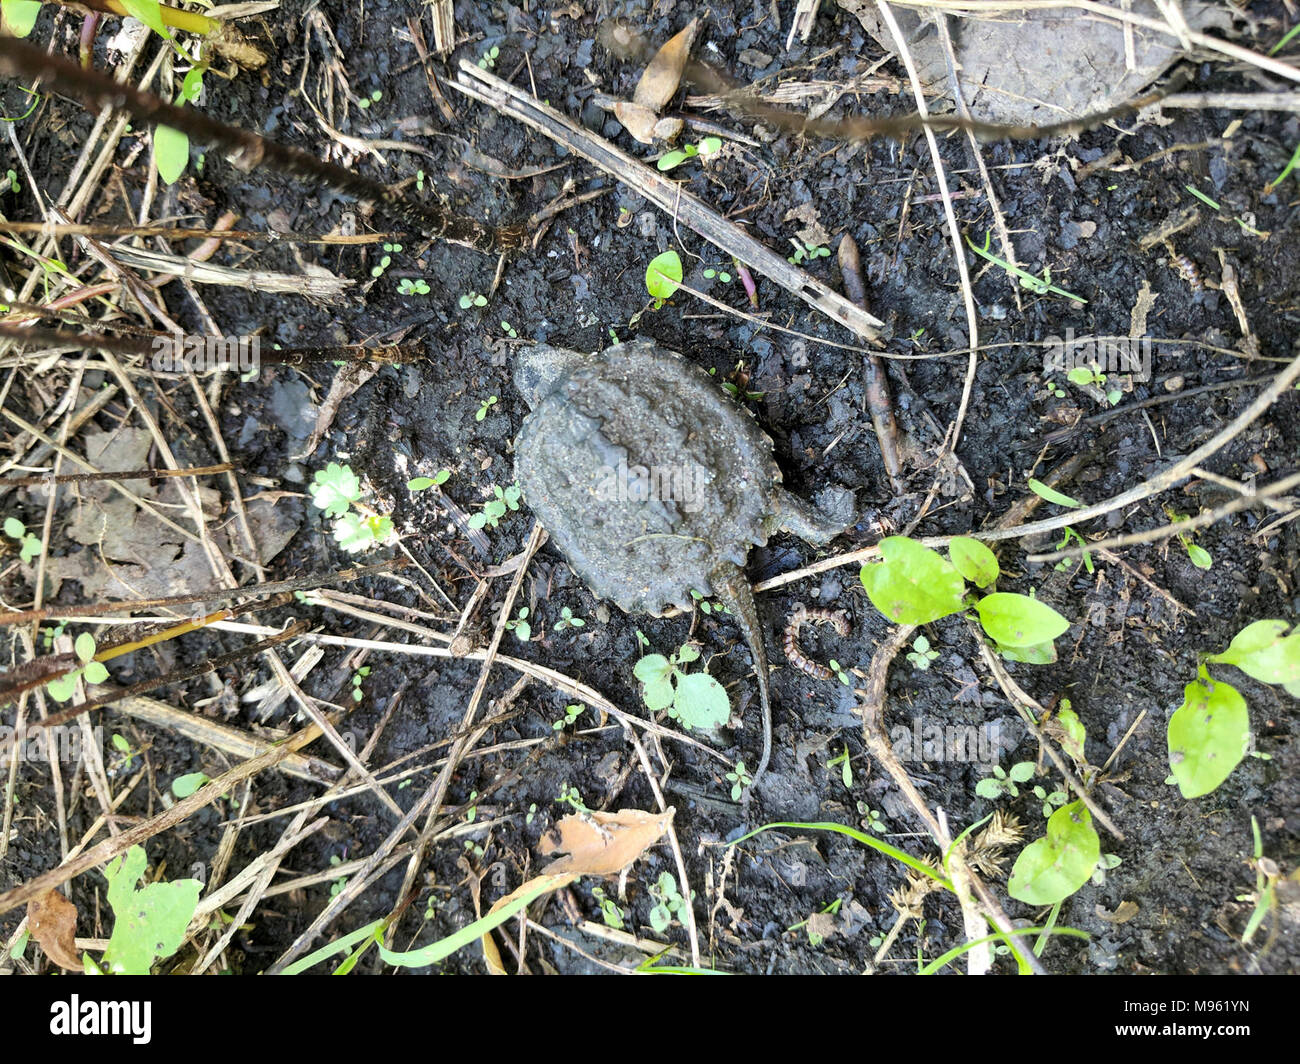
514, 344, 590, 408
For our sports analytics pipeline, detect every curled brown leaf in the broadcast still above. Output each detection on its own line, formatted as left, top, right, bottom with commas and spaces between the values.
633, 18, 698, 112
27, 889, 81, 971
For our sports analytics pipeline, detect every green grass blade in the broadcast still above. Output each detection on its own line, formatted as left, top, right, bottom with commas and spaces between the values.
730, 821, 952, 890
918, 924, 1089, 975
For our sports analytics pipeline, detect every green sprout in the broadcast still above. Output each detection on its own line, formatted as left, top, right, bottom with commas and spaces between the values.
828, 745, 853, 788
309, 463, 362, 517
467, 483, 521, 530
645, 250, 682, 306
553, 606, 586, 633
965, 231, 1086, 303
1185, 184, 1221, 211
975, 760, 1036, 801
47, 632, 110, 702
552, 703, 585, 731
557, 783, 589, 813
407, 470, 451, 492
357, 89, 383, 110
171, 772, 211, 799
725, 760, 753, 801
827, 659, 851, 685
1031, 781, 1069, 818
458, 291, 488, 309
1165, 508, 1212, 570
860, 535, 1068, 665
350, 665, 371, 703
647, 871, 687, 933
656, 136, 721, 171
702, 267, 733, 283
1091, 853, 1123, 887
906, 635, 939, 671
332, 512, 394, 554
110, 733, 137, 772
590, 886, 625, 930
398, 278, 431, 296
3, 515, 42, 563
634, 644, 730, 732
856, 802, 886, 834
1052, 527, 1095, 575
505, 607, 531, 642
477, 44, 500, 69
787, 240, 831, 265
309, 462, 394, 553
475, 395, 498, 421
500, 320, 518, 338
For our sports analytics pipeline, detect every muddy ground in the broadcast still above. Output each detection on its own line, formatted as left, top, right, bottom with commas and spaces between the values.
0, 1, 1298, 975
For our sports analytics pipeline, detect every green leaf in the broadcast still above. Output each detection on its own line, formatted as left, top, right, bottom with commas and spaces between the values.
74, 632, 96, 663
642, 678, 676, 712
102, 845, 202, 975
1185, 543, 1213, 570
1027, 478, 1082, 509
1066, 367, 1096, 386
118, 0, 170, 38
1007, 801, 1100, 905
1008, 761, 1036, 783
697, 136, 722, 155
1056, 707, 1087, 764
645, 250, 682, 300
656, 150, 688, 171
1207, 620, 1300, 687
171, 772, 209, 798
46, 672, 79, 702
976, 592, 1069, 648
18, 534, 41, 563
947, 536, 999, 588
975, 778, 1004, 800
859, 536, 966, 625
179, 67, 204, 105
309, 463, 362, 517
407, 477, 436, 491
671, 672, 730, 731
154, 124, 190, 184
1, 0, 42, 37
675, 644, 700, 664
996, 640, 1058, 665
633, 654, 671, 684
3, 516, 24, 539
333, 512, 377, 553
82, 661, 109, 685
1168, 667, 1250, 799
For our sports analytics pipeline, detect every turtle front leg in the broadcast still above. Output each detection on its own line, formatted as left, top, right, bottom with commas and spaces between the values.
771, 487, 857, 546
709, 560, 771, 800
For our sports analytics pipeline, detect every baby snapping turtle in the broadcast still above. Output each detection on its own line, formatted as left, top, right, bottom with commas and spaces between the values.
514, 340, 854, 792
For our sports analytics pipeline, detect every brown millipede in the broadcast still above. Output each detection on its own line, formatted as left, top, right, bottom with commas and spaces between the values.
783, 603, 851, 681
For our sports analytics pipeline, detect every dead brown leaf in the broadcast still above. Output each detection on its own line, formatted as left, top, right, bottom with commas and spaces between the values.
1096, 900, 1140, 924
633, 18, 698, 112
27, 889, 81, 971
540, 807, 675, 876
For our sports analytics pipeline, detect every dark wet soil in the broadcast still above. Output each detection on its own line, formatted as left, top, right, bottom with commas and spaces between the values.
1, 1, 1297, 975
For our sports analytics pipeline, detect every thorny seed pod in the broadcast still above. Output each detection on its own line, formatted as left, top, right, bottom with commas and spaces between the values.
783, 603, 851, 681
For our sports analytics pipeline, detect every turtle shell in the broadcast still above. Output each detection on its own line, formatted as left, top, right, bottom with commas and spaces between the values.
514, 341, 782, 613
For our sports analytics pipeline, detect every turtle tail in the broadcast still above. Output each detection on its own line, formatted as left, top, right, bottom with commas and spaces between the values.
710, 561, 771, 800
